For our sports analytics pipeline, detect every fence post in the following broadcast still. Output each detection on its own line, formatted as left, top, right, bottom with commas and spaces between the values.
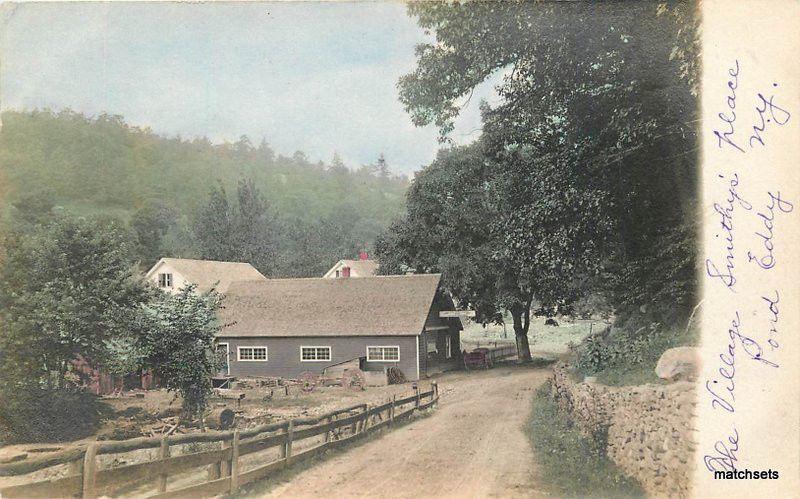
221, 436, 231, 477
207, 438, 222, 480
415, 386, 421, 410
362, 405, 370, 433
354, 406, 362, 434
432, 381, 438, 407
82, 443, 98, 499
230, 430, 240, 493
68, 457, 83, 477
208, 460, 221, 481
157, 437, 170, 493
390, 395, 396, 427
279, 422, 287, 460
285, 420, 294, 466
324, 415, 331, 443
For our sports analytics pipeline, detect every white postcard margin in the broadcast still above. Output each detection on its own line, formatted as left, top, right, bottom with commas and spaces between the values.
696, 0, 800, 495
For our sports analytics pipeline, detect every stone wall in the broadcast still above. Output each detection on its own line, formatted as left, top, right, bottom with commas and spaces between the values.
550, 363, 696, 498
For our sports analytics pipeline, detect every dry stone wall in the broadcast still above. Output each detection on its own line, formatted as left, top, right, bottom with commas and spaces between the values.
550, 363, 697, 498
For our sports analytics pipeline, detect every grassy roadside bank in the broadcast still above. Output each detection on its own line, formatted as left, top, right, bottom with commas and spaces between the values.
526, 384, 644, 498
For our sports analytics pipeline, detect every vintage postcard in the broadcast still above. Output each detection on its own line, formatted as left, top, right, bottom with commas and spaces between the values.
0, 1, 797, 498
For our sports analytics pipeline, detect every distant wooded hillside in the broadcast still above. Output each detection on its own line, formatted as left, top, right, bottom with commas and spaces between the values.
0, 109, 409, 276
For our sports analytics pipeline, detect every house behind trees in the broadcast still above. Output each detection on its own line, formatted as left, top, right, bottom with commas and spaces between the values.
322, 252, 378, 279
145, 257, 267, 293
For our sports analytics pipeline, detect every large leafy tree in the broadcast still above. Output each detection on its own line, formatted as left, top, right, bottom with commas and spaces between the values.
0, 215, 150, 386
376, 144, 509, 343
391, 0, 699, 332
136, 284, 222, 419
377, 141, 612, 360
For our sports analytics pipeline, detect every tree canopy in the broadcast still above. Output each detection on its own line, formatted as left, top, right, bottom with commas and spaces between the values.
136, 284, 223, 418
379, 0, 700, 358
0, 216, 151, 386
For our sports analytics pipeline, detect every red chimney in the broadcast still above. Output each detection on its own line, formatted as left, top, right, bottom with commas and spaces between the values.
359, 251, 369, 261
342, 265, 351, 278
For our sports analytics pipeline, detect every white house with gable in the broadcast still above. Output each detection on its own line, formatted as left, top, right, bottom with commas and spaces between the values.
323, 252, 379, 279
145, 258, 267, 293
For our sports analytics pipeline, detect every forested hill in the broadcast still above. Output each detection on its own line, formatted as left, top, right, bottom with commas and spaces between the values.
0, 109, 410, 276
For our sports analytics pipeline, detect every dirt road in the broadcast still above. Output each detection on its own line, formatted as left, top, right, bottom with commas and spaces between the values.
250, 365, 550, 499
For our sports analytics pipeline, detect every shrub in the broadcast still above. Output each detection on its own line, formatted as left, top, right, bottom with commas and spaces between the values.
570, 321, 699, 386
0, 385, 111, 443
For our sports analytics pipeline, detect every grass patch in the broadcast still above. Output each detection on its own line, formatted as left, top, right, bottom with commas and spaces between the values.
594, 365, 665, 386
527, 384, 644, 498
528, 356, 558, 369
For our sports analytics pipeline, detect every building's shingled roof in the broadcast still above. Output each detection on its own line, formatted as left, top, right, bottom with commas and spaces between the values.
147, 258, 267, 293
219, 273, 442, 338
323, 259, 379, 278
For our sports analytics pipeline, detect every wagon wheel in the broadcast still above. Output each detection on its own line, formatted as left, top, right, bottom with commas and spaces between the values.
342, 370, 365, 390
298, 371, 319, 392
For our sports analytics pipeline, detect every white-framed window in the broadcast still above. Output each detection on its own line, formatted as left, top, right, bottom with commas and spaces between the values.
238, 346, 268, 361
158, 273, 173, 288
300, 346, 332, 362
366, 346, 400, 362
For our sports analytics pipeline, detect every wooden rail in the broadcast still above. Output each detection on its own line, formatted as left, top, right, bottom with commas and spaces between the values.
485, 344, 517, 362
0, 382, 439, 498
464, 344, 517, 370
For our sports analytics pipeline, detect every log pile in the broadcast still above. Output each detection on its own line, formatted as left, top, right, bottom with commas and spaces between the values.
206, 407, 236, 430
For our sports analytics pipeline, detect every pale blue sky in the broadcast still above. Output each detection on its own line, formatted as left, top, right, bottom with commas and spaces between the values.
1, 2, 499, 174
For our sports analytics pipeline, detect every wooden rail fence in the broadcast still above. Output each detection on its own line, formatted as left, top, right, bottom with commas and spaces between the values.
483, 344, 517, 362
0, 382, 439, 498
464, 344, 517, 369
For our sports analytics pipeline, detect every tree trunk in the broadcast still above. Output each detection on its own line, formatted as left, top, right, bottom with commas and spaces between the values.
511, 305, 533, 362
57, 360, 69, 390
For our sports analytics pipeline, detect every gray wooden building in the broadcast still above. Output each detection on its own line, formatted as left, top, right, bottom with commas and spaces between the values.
216, 273, 462, 381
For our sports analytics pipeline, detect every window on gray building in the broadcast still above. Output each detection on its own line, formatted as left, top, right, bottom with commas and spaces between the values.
238, 346, 268, 361
367, 346, 400, 362
301, 346, 332, 361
